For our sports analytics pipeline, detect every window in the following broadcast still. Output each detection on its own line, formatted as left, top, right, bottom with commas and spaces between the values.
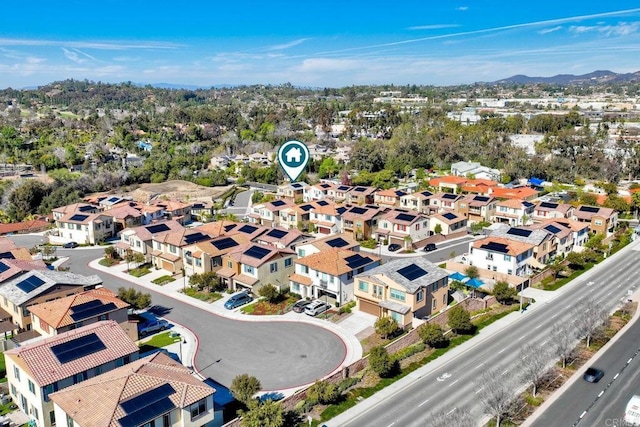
283, 258, 292, 268
28, 380, 35, 394
227, 260, 232, 268
358, 281, 368, 292
507, 269, 513, 275
10, 384, 16, 397
49, 411, 56, 425
298, 249, 305, 257
13, 366, 20, 381
416, 290, 424, 302
416, 223, 420, 230
66, 414, 74, 427
301, 265, 309, 274
390, 312, 402, 324
397, 225, 406, 232
43, 383, 56, 402
373, 285, 383, 297
504, 254, 511, 261
443, 294, 447, 304
32, 406, 39, 421
347, 271, 353, 280
432, 299, 437, 309
390, 289, 406, 302
190, 398, 207, 420
163, 414, 170, 427
291, 283, 300, 293
75, 372, 86, 384
116, 358, 124, 367
94, 366, 102, 376
270, 262, 278, 273
169, 244, 177, 254
594, 219, 603, 226
243, 265, 254, 275
195, 258, 202, 267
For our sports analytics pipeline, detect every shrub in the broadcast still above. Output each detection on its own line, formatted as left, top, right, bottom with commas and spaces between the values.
306, 380, 340, 405
417, 323, 448, 348
493, 281, 517, 304
258, 284, 279, 303
369, 346, 397, 378
448, 305, 474, 334
375, 317, 399, 339
337, 376, 360, 393
391, 342, 426, 362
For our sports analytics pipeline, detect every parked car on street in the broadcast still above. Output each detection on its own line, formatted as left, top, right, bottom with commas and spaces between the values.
224, 292, 253, 310
304, 300, 331, 316
63, 241, 79, 248
583, 367, 604, 383
423, 243, 437, 252
292, 299, 312, 313
388, 243, 401, 252
139, 319, 169, 336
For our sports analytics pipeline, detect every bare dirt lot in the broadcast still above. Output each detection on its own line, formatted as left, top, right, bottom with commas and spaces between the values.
96, 180, 234, 203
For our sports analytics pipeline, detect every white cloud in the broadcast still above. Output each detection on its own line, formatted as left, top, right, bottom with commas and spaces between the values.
408, 24, 461, 31
62, 48, 84, 64
265, 38, 308, 51
0, 38, 182, 50
457, 6, 468, 11
538, 26, 563, 35
569, 22, 640, 37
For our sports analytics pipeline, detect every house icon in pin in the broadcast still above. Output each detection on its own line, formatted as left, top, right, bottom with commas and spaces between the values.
285, 147, 302, 164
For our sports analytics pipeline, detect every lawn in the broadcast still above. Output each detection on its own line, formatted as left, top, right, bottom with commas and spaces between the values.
138, 331, 182, 353
241, 294, 299, 315
99, 257, 120, 267
151, 275, 175, 285
182, 287, 223, 303
129, 265, 152, 277
0, 352, 5, 383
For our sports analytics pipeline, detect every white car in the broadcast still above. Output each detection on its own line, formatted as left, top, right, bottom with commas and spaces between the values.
304, 300, 331, 316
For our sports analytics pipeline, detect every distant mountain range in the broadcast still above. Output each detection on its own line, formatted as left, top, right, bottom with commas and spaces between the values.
493, 70, 640, 85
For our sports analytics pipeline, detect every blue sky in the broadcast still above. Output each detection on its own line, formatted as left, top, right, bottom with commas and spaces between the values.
2, 1, 640, 89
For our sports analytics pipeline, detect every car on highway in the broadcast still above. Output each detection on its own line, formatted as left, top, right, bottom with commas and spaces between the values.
139, 319, 169, 336
63, 241, 79, 248
388, 243, 401, 252
224, 292, 253, 310
292, 299, 312, 313
423, 243, 437, 252
583, 367, 604, 383
304, 300, 331, 316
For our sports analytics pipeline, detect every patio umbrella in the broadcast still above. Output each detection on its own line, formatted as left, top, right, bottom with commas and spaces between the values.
465, 278, 484, 288
449, 272, 467, 282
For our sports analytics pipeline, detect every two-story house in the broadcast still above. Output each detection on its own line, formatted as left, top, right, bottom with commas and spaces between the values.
183, 234, 251, 277
346, 186, 377, 205
341, 205, 386, 240
572, 205, 618, 236
486, 224, 555, 265
354, 258, 449, 329
118, 220, 185, 262
400, 190, 435, 215
190, 200, 215, 222
4, 320, 139, 427
468, 236, 534, 277
279, 202, 317, 231
254, 227, 313, 250
309, 200, 345, 235
151, 229, 212, 274
327, 185, 352, 202
428, 176, 468, 194
105, 202, 144, 234
0, 270, 102, 332
289, 249, 381, 305
493, 199, 535, 226
375, 210, 430, 247
247, 199, 295, 228
457, 194, 498, 224
52, 203, 100, 222
374, 189, 408, 208
28, 288, 135, 341
277, 182, 309, 202
429, 192, 465, 213
216, 243, 295, 293
151, 200, 193, 225
50, 352, 216, 427
429, 211, 468, 235
55, 211, 116, 245
304, 182, 336, 202
531, 201, 574, 223
490, 186, 539, 201
527, 220, 576, 258
294, 234, 360, 258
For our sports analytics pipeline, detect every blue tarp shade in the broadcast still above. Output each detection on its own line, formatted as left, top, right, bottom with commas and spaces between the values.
449, 272, 467, 282
529, 177, 544, 186
466, 278, 484, 288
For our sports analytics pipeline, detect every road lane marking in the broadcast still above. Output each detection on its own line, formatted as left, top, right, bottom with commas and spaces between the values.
566, 304, 572, 308
475, 387, 484, 394
419, 399, 430, 407
551, 313, 558, 319
628, 358, 633, 363
522, 354, 529, 360
607, 292, 612, 296
446, 408, 457, 416
598, 391, 604, 397
580, 411, 587, 418
475, 363, 484, 369
498, 349, 506, 354
448, 379, 459, 387
387, 423, 395, 427
518, 335, 525, 341
541, 340, 548, 346
614, 373, 620, 379
501, 369, 509, 376
535, 324, 542, 329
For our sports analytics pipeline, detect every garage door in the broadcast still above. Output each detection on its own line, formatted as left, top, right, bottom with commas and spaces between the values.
318, 227, 330, 234
359, 299, 380, 316
161, 260, 174, 272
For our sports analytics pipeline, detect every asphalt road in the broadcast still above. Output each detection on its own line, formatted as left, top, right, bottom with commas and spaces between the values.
531, 309, 640, 427
8, 235, 347, 391
329, 242, 640, 427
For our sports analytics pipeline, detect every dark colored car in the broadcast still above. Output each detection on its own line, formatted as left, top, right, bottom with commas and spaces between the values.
423, 243, 437, 252
224, 292, 253, 310
292, 299, 312, 313
63, 241, 79, 248
583, 367, 604, 383
388, 243, 401, 252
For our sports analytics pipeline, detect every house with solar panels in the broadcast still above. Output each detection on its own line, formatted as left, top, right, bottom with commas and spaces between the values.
247, 199, 295, 228
327, 184, 353, 202
216, 243, 295, 293
468, 236, 535, 277
572, 204, 618, 237
346, 186, 377, 205
4, 320, 139, 427
527, 219, 589, 257
52, 203, 100, 222
28, 288, 135, 340
457, 194, 498, 223
305, 182, 336, 202
293, 234, 360, 258
254, 227, 313, 250
151, 229, 213, 274
290, 249, 380, 305
341, 205, 387, 241
376, 210, 430, 248
373, 188, 408, 208
50, 352, 216, 427
486, 224, 555, 266
278, 202, 317, 230
182, 234, 251, 277
105, 202, 145, 233
493, 199, 536, 226
0, 270, 102, 332
117, 220, 185, 262
353, 258, 449, 329
400, 190, 436, 215
309, 200, 344, 235
54, 210, 116, 245
428, 211, 468, 236
429, 192, 465, 213
277, 181, 309, 202
531, 201, 574, 223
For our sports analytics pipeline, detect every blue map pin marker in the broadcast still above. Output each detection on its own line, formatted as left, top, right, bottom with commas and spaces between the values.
277, 140, 310, 182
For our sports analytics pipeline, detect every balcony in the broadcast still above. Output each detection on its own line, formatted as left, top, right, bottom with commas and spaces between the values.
371, 293, 383, 300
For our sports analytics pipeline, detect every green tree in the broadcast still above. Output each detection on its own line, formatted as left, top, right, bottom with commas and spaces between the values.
603, 194, 630, 213
318, 157, 340, 179
492, 281, 516, 304
375, 317, 399, 339
258, 284, 279, 303
231, 373, 262, 405
448, 305, 473, 334
104, 246, 117, 259
306, 380, 340, 405
434, 223, 443, 234
565, 252, 586, 270
369, 345, 395, 377
417, 323, 448, 348
8, 180, 47, 221
464, 266, 479, 279
239, 399, 283, 427
632, 192, 640, 216
117, 287, 151, 310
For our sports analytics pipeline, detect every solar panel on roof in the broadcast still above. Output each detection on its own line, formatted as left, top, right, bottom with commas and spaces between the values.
244, 246, 271, 259
0, 261, 9, 274
396, 213, 417, 222
337, 186, 350, 191
443, 212, 457, 220
271, 200, 286, 207
16, 275, 46, 293
365, 205, 379, 209
350, 207, 367, 215
421, 191, 433, 197
239, 224, 258, 234
145, 223, 170, 234
224, 224, 237, 232
184, 232, 209, 244
397, 264, 428, 281
544, 224, 562, 234
395, 190, 407, 197
326, 237, 349, 248
299, 204, 313, 211
0, 252, 13, 260
69, 214, 89, 222
336, 207, 347, 214
50, 333, 107, 364
70, 301, 117, 321
474, 196, 490, 202
78, 205, 95, 212
266, 229, 288, 239
480, 242, 510, 254
540, 202, 559, 209
442, 193, 458, 200
523, 201, 535, 208
108, 197, 120, 203
507, 228, 532, 238
317, 200, 329, 206
320, 183, 330, 188
291, 183, 303, 188
119, 384, 176, 427
211, 237, 238, 251
579, 205, 600, 213
354, 187, 366, 192
345, 254, 371, 269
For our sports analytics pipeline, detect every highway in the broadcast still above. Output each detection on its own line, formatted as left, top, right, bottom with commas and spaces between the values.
531, 305, 640, 427
328, 242, 640, 427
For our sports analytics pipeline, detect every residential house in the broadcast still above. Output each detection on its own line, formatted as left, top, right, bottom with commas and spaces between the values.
460, 179, 499, 195
428, 176, 468, 194
450, 161, 501, 181
486, 224, 555, 265
294, 234, 360, 258
429, 211, 468, 235
493, 199, 535, 226
4, 320, 139, 427
50, 352, 216, 427
341, 205, 386, 241
277, 182, 309, 202
52, 203, 99, 222
0, 238, 36, 261
327, 184, 352, 202
304, 182, 336, 202
55, 211, 115, 245
254, 227, 313, 250
531, 201, 574, 223
247, 199, 295, 228
400, 190, 435, 215
216, 243, 295, 293
151, 200, 193, 225
105, 202, 144, 234
151, 228, 213, 273
190, 201, 215, 222
468, 236, 534, 277
572, 205, 618, 236
490, 186, 539, 201
279, 202, 316, 231
28, 288, 135, 341
98, 196, 128, 210
527, 220, 588, 258
117, 220, 185, 261
354, 258, 449, 329
429, 192, 465, 213
0, 270, 102, 332
309, 200, 344, 235
374, 189, 407, 208
375, 210, 430, 247
346, 186, 377, 205
457, 194, 498, 224
289, 249, 381, 305
183, 234, 251, 276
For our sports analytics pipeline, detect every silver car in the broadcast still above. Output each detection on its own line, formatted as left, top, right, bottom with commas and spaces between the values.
304, 300, 331, 316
